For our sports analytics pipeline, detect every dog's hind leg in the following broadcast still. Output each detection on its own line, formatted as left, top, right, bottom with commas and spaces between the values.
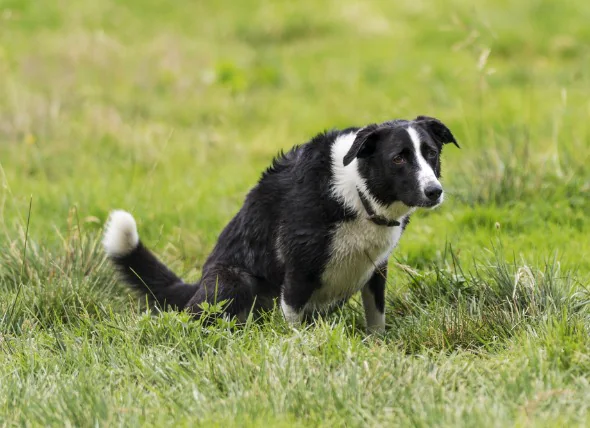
185, 265, 265, 322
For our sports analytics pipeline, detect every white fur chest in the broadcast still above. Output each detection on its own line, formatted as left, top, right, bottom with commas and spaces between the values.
308, 219, 403, 310
299, 130, 412, 312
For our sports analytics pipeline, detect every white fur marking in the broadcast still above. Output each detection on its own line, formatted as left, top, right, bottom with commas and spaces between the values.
362, 286, 385, 333
330, 131, 365, 213
407, 126, 441, 194
281, 297, 302, 324
312, 218, 401, 311
102, 210, 140, 257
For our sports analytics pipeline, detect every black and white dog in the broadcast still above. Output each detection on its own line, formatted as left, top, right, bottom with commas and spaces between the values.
103, 116, 459, 332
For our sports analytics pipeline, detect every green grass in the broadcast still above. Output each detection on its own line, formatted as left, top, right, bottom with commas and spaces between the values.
1, 0, 590, 426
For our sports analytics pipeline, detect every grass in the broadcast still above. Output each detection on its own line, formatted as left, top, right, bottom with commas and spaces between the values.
1, 0, 590, 425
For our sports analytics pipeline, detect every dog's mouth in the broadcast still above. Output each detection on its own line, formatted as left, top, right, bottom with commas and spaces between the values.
423, 200, 443, 209
406, 193, 444, 209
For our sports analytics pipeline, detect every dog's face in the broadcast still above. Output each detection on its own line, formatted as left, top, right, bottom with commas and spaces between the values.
343, 116, 460, 209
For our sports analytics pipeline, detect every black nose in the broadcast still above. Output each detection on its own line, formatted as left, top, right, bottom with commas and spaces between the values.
424, 184, 443, 201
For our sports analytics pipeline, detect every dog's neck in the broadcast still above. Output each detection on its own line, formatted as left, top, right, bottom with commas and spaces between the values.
356, 187, 400, 227
330, 132, 414, 224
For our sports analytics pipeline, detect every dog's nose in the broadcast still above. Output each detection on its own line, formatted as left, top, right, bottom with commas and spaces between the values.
424, 184, 443, 201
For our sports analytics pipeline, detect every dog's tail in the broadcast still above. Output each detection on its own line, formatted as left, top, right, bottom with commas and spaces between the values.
102, 210, 197, 310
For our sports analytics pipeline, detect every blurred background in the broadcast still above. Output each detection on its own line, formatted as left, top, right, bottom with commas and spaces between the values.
1, 0, 589, 275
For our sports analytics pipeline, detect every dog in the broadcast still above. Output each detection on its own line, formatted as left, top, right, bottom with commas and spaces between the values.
103, 116, 459, 332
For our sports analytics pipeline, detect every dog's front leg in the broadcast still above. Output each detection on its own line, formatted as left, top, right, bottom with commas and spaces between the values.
362, 263, 387, 333
280, 270, 319, 326
280, 297, 303, 325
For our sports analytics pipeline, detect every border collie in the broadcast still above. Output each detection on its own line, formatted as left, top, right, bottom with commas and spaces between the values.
103, 116, 459, 332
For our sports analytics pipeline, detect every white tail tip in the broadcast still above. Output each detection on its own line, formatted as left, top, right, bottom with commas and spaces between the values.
103, 210, 139, 257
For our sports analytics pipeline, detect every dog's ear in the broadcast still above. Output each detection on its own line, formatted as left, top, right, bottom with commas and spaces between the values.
343, 124, 380, 166
414, 116, 460, 148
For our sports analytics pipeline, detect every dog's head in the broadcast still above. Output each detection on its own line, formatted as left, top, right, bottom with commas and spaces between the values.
343, 116, 459, 209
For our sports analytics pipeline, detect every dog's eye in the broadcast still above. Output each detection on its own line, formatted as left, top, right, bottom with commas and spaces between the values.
426, 149, 437, 159
392, 155, 405, 165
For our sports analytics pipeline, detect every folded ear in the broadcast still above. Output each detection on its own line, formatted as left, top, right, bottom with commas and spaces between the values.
343, 124, 380, 166
414, 115, 460, 148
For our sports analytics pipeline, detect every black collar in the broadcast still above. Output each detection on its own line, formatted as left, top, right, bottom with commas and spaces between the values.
357, 188, 400, 227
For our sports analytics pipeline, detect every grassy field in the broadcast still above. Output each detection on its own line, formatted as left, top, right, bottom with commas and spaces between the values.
1, 0, 590, 426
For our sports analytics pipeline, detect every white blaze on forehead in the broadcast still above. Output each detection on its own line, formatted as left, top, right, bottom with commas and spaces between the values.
406, 126, 440, 192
